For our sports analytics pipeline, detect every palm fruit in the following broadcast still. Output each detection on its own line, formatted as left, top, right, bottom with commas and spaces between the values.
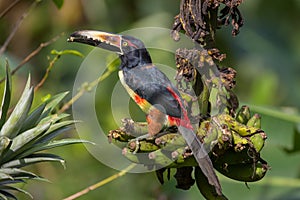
109, 104, 269, 196
214, 161, 268, 182
235, 105, 251, 124
195, 167, 228, 200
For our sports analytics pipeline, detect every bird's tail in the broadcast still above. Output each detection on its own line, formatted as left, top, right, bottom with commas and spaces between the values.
178, 126, 222, 195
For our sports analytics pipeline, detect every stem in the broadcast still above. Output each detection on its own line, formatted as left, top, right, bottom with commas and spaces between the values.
0, 0, 23, 19
0, 1, 39, 56
249, 104, 300, 124
34, 55, 59, 92
0, 33, 63, 84
58, 65, 117, 113
63, 164, 136, 200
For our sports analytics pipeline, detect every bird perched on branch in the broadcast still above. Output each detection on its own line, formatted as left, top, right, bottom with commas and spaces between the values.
68, 30, 222, 195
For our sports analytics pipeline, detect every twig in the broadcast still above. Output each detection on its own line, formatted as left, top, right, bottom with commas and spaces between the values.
58, 64, 117, 113
34, 49, 83, 92
34, 54, 59, 92
0, 0, 23, 19
63, 164, 136, 200
0, 0, 39, 56
0, 33, 63, 84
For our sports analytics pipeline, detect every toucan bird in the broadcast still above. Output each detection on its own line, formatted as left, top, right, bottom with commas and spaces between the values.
68, 30, 222, 195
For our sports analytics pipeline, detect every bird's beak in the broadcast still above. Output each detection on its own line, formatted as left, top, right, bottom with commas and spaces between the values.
67, 30, 123, 54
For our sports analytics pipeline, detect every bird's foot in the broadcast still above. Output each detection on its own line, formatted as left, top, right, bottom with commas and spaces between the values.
129, 134, 153, 154
128, 128, 177, 153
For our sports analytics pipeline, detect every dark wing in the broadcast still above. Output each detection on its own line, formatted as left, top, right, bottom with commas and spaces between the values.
124, 65, 182, 118
136, 83, 181, 118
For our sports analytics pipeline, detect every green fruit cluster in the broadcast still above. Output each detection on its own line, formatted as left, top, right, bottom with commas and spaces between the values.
107, 106, 269, 199
200, 106, 269, 182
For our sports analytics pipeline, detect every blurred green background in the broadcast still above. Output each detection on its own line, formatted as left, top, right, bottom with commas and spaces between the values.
1, 0, 300, 199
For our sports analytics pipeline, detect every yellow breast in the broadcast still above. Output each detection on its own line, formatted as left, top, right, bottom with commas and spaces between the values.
118, 70, 152, 113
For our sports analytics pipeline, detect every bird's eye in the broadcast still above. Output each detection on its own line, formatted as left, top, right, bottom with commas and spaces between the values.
123, 41, 128, 46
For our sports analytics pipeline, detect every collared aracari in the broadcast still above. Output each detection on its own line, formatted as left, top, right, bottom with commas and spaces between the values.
68, 30, 222, 195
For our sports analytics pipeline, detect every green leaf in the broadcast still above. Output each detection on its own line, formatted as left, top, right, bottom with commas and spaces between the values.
2, 123, 51, 163
36, 120, 75, 143
34, 139, 92, 154
46, 138, 93, 148
0, 173, 12, 180
52, 0, 64, 9
39, 113, 70, 125
19, 130, 87, 158
32, 153, 65, 168
51, 49, 84, 57
0, 192, 8, 200
250, 104, 300, 123
0, 179, 25, 186
42, 91, 68, 116
0, 61, 12, 128
0, 168, 37, 179
0, 76, 33, 138
10, 119, 74, 159
0, 136, 11, 157
41, 94, 51, 102
0, 190, 13, 200
19, 103, 46, 132
2, 153, 65, 168
283, 126, 300, 154
0, 185, 33, 199
9, 123, 51, 152
0, 176, 49, 184
0, 179, 24, 185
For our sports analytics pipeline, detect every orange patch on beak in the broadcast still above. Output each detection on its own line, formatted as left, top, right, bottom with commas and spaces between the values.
98, 34, 121, 47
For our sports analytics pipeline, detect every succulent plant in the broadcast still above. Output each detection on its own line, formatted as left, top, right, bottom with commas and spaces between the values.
0, 64, 87, 199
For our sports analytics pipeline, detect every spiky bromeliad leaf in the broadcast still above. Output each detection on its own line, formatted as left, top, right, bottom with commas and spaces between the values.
0, 185, 33, 199
0, 66, 89, 199
20, 92, 69, 133
0, 190, 16, 200
17, 138, 91, 161
36, 120, 75, 142
0, 76, 33, 138
15, 120, 76, 159
42, 92, 69, 115
0, 168, 38, 180
52, 0, 64, 9
39, 113, 70, 126
0, 62, 12, 128
2, 153, 65, 169
19, 103, 46, 133
1, 123, 52, 163
0, 173, 12, 180
0, 136, 11, 157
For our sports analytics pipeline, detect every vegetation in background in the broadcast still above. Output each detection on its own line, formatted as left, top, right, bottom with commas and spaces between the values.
0, 0, 300, 199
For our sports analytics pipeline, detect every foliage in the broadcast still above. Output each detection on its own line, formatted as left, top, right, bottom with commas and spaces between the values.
1, 0, 300, 199
0, 63, 88, 199
52, 0, 64, 9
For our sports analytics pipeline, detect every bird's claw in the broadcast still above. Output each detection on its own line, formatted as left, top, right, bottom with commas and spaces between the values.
128, 138, 140, 153
128, 134, 152, 153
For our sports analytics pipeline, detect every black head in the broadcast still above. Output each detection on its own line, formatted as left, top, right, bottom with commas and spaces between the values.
68, 30, 152, 68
